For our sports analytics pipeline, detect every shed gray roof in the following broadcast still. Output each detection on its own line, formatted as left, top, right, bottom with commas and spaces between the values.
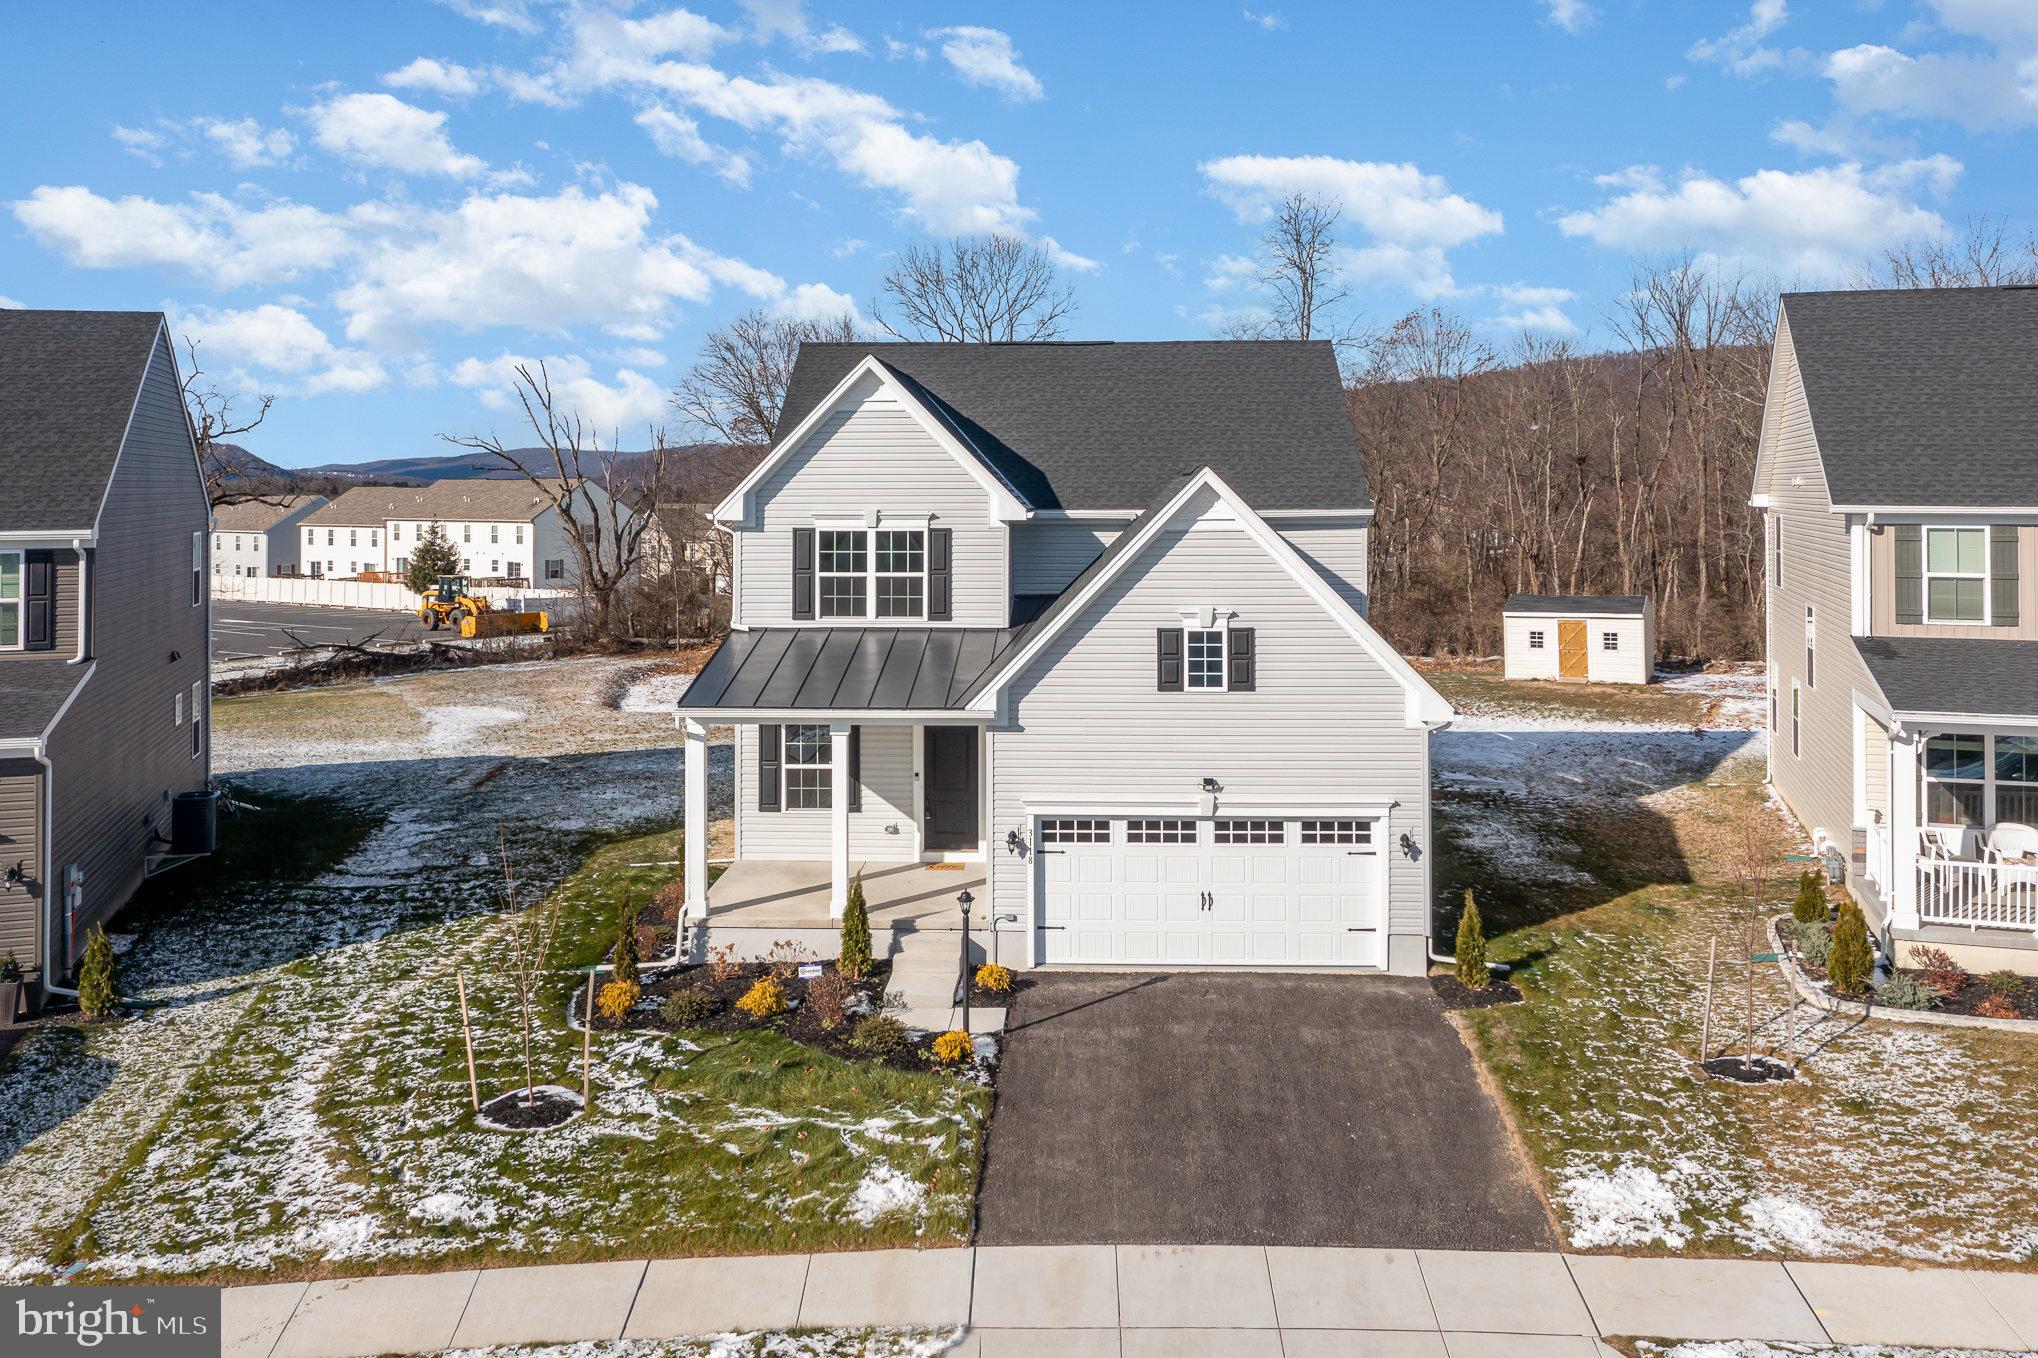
679, 627, 1026, 712
1, 661, 88, 741
1503, 594, 1649, 616
1783, 287, 2038, 508
774, 340, 1366, 512
1856, 636, 2038, 720
0, 310, 170, 532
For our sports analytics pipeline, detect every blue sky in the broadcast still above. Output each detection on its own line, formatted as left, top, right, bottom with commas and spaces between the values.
5, 0, 2036, 467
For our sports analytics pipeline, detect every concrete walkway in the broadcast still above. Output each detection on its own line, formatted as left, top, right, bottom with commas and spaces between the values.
223, 1246, 2038, 1358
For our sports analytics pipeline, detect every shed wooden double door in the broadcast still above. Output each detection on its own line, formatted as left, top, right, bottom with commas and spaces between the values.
1557, 619, 1589, 680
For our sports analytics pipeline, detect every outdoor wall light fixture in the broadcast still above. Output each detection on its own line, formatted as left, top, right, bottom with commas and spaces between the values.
3, 861, 23, 888
1004, 828, 1025, 856
1400, 832, 1421, 861
1201, 777, 1220, 794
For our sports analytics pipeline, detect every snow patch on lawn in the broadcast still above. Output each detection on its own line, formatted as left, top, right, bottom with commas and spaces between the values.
421, 704, 524, 749
618, 672, 693, 713
848, 1163, 927, 1226
443, 1333, 963, 1358
1642, 1344, 2026, 1358
1556, 1161, 1692, 1249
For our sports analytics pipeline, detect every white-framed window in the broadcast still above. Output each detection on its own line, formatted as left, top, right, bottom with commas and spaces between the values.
490, 560, 500, 575
817, 529, 868, 618
1528, 629, 1545, 650
1601, 631, 1619, 651
1301, 819, 1372, 845
515, 525, 525, 544
1804, 604, 1816, 687
214, 534, 223, 551
1186, 628, 1227, 690
1923, 733, 1985, 827
1790, 682, 1801, 758
1925, 526, 1987, 622
190, 680, 203, 759
463, 525, 472, 543
490, 525, 499, 544
783, 724, 832, 810
392, 523, 402, 542
1996, 736, 2038, 827
348, 529, 357, 547
174, 690, 184, 725
395, 556, 409, 573
369, 529, 379, 547
1215, 818, 1284, 844
0, 549, 21, 650
1126, 818, 1195, 844
326, 529, 335, 546
306, 528, 316, 544
874, 529, 925, 619
1772, 517, 1783, 587
544, 558, 564, 580
233, 535, 242, 551
190, 531, 203, 605
815, 526, 929, 621
1041, 818, 1110, 844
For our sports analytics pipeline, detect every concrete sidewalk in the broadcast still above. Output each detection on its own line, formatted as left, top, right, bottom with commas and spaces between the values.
224, 1246, 2038, 1358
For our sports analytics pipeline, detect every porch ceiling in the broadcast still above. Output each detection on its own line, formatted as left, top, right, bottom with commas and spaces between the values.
705, 858, 986, 929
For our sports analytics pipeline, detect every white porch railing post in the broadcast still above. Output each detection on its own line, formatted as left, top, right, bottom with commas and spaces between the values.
1890, 730, 1922, 930
683, 717, 709, 920
830, 722, 852, 918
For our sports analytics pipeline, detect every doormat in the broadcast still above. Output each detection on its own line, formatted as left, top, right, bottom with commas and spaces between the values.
924, 862, 967, 871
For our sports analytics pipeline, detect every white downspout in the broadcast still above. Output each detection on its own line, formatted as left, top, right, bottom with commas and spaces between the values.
34, 748, 78, 999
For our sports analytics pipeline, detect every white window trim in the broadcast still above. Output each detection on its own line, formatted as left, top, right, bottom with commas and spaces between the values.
1923, 525, 1991, 624
1790, 681, 1801, 759
814, 521, 930, 622
1601, 631, 1620, 651
783, 722, 833, 811
1920, 732, 2038, 830
1528, 629, 1545, 650
0, 547, 21, 651
1175, 607, 1233, 693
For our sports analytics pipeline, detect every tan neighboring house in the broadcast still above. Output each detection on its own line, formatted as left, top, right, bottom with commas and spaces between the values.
296, 479, 628, 584
211, 494, 327, 579
1755, 286, 2038, 976
0, 310, 213, 1010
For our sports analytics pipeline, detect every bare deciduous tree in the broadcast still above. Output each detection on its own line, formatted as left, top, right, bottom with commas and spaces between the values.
874, 235, 1078, 342
493, 825, 562, 1108
671, 308, 858, 446
180, 336, 281, 508
440, 362, 667, 640
1232, 192, 1355, 346
1862, 215, 2038, 289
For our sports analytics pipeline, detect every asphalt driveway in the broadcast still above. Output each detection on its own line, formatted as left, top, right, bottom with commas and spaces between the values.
975, 972, 1556, 1249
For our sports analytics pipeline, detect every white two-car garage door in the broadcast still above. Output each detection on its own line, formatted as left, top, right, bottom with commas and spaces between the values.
1034, 815, 1385, 969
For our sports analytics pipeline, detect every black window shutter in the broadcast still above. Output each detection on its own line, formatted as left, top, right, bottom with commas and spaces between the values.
1229, 628, 1256, 691
927, 527, 953, 620
1893, 525, 1924, 625
23, 549, 54, 652
1992, 525, 2019, 627
1156, 628, 1183, 691
758, 724, 782, 812
791, 527, 815, 620
848, 726, 862, 811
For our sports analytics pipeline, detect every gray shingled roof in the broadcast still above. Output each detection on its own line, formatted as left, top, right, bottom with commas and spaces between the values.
1855, 636, 2038, 719
0, 310, 169, 532
212, 494, 323, 531
1, 662, 89, 741
679, 628, 1024, 712
1503, 594, 1648, 616
301, 479, 571, 527
773, 341, 1366, 512
1783, 287, 2038, 508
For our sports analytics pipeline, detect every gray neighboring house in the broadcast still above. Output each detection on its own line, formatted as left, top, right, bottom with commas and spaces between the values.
1755, 286, 2038, 976
0, 310, 212, 1009
677, 341, 1453, 975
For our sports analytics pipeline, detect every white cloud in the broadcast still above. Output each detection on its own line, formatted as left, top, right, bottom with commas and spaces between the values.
112, 124, 167, 166
384, 57, 486, 97
776, 281, 861, 324
1203, 253, 1259, 291
1543, 0, 1594, 35
1487, 283, 1579, 334
884, 36, 927, 61
1200, 153, 1503, 296
1242, 8, 1286, 32
201, 117, 296, 168
1823, 40, 2038, 129
739, 0, 864, 56
10, 185, 353, 287
170, 303, 387, 394
1557, 157, 1959, 279
1689, 0, 1790, 75
633, 105, 753, 185
308, 92, 487, 178
1041, 236, 1100, 272
929, 26, 1043, 102
451, 352, 668, 430
434, 0, 538, 34
0, 295, 24, 309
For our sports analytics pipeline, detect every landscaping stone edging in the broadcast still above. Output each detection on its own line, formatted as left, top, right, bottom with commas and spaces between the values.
1767, 915, 2038, 1033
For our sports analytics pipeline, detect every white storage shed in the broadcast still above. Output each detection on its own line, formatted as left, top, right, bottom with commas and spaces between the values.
1502, 594, 1655, 684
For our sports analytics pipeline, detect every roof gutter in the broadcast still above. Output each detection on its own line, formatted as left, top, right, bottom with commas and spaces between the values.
0, 530, 97, 546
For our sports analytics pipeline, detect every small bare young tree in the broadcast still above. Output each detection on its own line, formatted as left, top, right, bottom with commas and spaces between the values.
180, 336, 282, 508
441, 362, 667, 640
494, 824, 562, 1108
1864, 215, 2038, 289
875, 235, 1078, 342
671, 308, 858, 447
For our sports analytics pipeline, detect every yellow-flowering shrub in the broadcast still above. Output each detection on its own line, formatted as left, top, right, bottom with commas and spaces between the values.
735, 976, 788, 1019
595, 980, 641, 1022
931, 1029, 973, 1064
972, 962, 1014, 993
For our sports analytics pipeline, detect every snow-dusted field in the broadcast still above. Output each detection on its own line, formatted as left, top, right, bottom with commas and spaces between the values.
0, 656, 979, 1282
1436, 666, 2038, 1266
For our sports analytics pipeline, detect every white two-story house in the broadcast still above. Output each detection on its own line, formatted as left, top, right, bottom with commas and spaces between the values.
1756, 286, 2038, 975
676, 340, 1453, 975
295, 479, 618, 584
211, 494, 326, 579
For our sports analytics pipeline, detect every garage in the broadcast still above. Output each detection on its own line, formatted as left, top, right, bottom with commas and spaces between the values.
1032, 815, 1385, 968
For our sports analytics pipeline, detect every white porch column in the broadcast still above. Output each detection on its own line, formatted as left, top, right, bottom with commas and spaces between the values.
830, 722, 852, 917
683, 717, 709, 920
1889, 728, 1922, 930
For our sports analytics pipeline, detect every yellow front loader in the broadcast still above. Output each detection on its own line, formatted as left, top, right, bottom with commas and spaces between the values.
415, 575, 549, 638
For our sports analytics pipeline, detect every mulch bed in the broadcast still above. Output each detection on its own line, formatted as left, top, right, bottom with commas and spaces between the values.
1700, 1054, 1795, 1084
1781, 921, 2038, 1019
478, 1085, 584, 1130
1429, 974, 1524, 1010
965, 972, 1030, 1008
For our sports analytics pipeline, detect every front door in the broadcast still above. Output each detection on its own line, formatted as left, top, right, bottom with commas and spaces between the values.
1558, 619, 1589, 680
923, 726, 980, 853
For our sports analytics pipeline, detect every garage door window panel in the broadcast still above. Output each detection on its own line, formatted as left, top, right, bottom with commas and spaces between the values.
1127, 818, 1195, 844
1215, 819, 1284, 845
1301, 819, 1371, 846
1042, 818, 1110, 844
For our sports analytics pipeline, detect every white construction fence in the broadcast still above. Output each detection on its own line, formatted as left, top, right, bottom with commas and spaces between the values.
212, 575, 575, 615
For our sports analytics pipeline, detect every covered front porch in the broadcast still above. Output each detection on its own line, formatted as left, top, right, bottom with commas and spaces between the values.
703, 857, 985, 931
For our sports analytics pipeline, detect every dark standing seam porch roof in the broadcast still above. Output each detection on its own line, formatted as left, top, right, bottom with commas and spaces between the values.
679, 627, 1028, 713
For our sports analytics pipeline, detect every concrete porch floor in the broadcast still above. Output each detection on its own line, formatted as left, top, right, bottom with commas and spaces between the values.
705, 858, 986, 931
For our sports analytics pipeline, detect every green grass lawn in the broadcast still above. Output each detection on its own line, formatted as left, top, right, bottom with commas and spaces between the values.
1422, 661, 1718, 727
1435, 715, 2038, 1264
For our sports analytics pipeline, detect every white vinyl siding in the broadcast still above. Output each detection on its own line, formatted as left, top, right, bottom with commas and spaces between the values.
734, 723, 917, 860
736, 377, 1006, 626
1277, 519, 1370, 614
988, 484, 1430, 972
1500, 608, 1653, 683
1008, 520, 1122, 595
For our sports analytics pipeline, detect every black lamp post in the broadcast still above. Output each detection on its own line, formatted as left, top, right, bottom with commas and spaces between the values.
957, 888, 974, 1035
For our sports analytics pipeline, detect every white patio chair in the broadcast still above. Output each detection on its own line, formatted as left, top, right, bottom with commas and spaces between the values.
1985, 821, 2038, 864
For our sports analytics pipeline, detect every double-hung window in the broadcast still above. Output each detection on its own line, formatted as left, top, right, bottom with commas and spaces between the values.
816, 526, 929, 621
1186, 628, 1227, 690
875, 530, 925, 618
1996, 737, 2038, 827
1924, 734, 1986, 827
0, 550, 20, 649
817, 530, 868, 618
1925, 527, 1987, 622
783, 724, 832, 809
1803, 605, 1815, 687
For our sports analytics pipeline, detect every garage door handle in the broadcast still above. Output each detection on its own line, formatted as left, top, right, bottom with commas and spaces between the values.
1039, 925, 1066, 931
1346, 927, 1377, 932
1038, 849, 1065, 856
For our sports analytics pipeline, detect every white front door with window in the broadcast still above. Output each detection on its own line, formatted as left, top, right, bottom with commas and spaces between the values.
1033, 815, 1385, 968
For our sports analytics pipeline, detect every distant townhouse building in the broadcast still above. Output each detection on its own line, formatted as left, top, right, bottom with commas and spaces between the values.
295, 479, 625, 584
211, 494, 326, 579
